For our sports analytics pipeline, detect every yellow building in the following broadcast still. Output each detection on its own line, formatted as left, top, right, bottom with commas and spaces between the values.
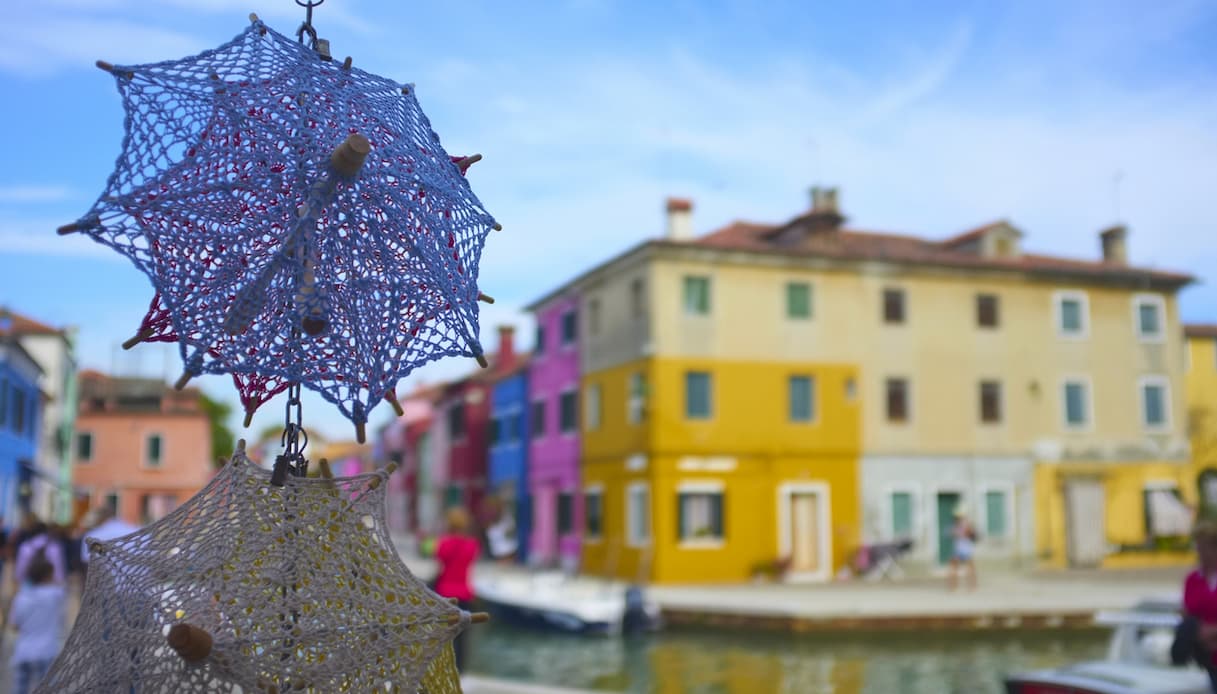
547, 188, 1194, 580
1187, 325, 1217, 515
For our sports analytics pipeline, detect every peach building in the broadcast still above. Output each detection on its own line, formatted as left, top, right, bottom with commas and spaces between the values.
72, 371, 214, 525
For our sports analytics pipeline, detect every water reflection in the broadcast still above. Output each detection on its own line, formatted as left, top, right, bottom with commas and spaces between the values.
468, 625, 1107, 694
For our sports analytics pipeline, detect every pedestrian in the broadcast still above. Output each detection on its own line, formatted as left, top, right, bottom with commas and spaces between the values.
432, 506, 480, 672
947, 507, 978, 591
10, 519, 66, 595
80, 507, 140, 576
1172, 520, 1217, 691
7, 557, 66, 694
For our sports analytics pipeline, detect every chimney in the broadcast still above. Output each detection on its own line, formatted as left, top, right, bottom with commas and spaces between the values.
810, 186, 839, 214
665, 197, 693, 240
496, 324, 516, 371
1100, 225, 1127, 265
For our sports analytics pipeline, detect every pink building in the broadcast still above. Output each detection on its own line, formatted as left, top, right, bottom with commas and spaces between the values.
524, 294, 582, 568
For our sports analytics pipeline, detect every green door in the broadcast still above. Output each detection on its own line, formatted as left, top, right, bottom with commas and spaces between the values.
936, 492, 961, 564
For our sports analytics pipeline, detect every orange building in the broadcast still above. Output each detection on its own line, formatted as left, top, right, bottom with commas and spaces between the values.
72, 371, 214, 525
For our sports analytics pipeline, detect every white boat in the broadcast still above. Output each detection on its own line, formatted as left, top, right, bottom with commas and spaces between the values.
473, 570, 662, 636
1004, 594, 1211, 694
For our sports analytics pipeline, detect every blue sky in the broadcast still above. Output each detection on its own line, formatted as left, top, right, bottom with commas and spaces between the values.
1, 0, 1215, 444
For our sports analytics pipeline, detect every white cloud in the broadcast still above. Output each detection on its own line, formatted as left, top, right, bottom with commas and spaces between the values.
0, 15, 209, 76
0, 185, 73, 203
0, 217, 126, 259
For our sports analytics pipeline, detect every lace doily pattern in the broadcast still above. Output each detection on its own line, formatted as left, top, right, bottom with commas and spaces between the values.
37, 447, 469, 692
65, 18, 498, 426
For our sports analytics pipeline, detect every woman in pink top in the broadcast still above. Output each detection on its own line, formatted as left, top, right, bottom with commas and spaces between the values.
1175, 520, 1217, 691
433, 506, 480, 672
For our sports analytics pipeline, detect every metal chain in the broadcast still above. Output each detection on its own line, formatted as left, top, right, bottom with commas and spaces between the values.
272, 382, 309, 485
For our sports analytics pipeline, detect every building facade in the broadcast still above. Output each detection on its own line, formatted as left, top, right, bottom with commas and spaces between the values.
488, 349, 530, 562
1187, 325, 1217, 515
0, 339, 42, 529
71, 371, 214, 526
525, 295, 584, 569
1, 309, 78, 523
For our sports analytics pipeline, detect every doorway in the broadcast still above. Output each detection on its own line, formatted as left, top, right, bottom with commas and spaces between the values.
936, 491, 962, 565
779, 483, 831, 582
1065, 477, 1106, 567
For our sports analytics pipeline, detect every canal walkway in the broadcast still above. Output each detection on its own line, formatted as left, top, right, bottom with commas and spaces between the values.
395, 538, 1188, 633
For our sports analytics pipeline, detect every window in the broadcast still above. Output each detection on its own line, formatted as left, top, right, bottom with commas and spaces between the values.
786, 282, 812, 319
531, 401, 546, 439
976, 294, 999, 328
628, 372, 647, 424
683, 275, 711, 315
1133, 294, 1165, 341
557, 492, 574, 535
984, 489, 1009, 539
588, 298, 601, 336
677, 485, 725, 543
447, 403, 466, 440
1054, 291, 1089, 337
585, 384, 602, 431
11, 387, 25, 434
630, 278, 646, 317
883, 288, 905, 324
890, 491, 914, 538
146, 434, 163, 467
1140, 376, 1170, 429
534, 324, 545, 355
626, 482, 650, 546
1063, 379, 1090, 428
104, 492, 119, 516
585, 487, 603, 539
561, 310, 577, 345
885, 378, 909, 423
685, 371, 712, 419
559, 389, 578, 434
489, 417, 502, 446
979, 380, 1002, 424
77, 432, 94, 462
788, 375, 815, 422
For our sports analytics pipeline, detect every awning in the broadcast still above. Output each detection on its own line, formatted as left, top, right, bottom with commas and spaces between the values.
1147, 489, 1193, 538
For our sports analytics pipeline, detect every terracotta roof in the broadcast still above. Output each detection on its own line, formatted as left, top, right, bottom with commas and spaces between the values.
684, 219, 1192, 287
0, 307, 65, 336
1186, 324, 1217, 339
939, 220, 1012, 248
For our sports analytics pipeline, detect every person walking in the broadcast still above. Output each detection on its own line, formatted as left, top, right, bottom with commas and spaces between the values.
7, 558, 66, 694
1172, 520, 1217, 691
432, 506, 480, 673
947, 508, 978, 591
11, 519, 66, 594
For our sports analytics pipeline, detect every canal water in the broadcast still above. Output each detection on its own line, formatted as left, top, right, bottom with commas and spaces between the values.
467, 624, 1109, 693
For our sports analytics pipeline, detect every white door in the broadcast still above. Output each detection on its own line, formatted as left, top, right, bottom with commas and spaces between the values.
1065, 478, 1106, 567
790, 492, 822, 575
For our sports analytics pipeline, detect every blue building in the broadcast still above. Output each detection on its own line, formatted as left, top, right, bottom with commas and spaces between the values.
488, 353, 531, 564
0, 338, 42, 529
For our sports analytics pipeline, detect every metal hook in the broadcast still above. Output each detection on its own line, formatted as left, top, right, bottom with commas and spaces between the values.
295, 0, 328, 57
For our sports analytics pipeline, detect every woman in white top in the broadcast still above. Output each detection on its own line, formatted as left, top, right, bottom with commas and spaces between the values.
9, 557, 66, 694
947, 509, 979, 591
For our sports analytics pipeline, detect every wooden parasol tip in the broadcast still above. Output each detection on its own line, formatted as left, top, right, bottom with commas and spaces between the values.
342, 56, 353, 70
318, 458, 333, 479
167, 623, 213, 662
121, 327, 154, 350
173, 372, 193, 391
57, 222, 84, 235
477, 292, 495, 304
248, 12, 260, 23
493, 222, 503, 231
331, 133, 371, 178
384, 462, 399, 475
386, 394, 404, 417
355, 421, 366, 444
242, 409, 254, 428
447, 611, 491, 625
475, 354, 489, 369
456, 154, 483, 172
95, 60, 114, 73
236, 438, 246, 453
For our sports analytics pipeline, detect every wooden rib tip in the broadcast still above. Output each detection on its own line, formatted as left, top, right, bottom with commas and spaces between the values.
173, 372, 193, 391
471, 611, 491, 624
95, 60, 114, 72
456, 154, 482, 172
342, 56, 352, 70
355, 422, 366, 444
385, 462, 398, 475
242, 410, 254, 428
248, 12, 259, 23
475, 354, 489, 368
387, 396, 404, 417
121, 327, 155, 350
493, 222, 503, 231
477, 292, 495, 304
57, 221, 85, 235
236, 438, 246, 452
318, 458, 333, 479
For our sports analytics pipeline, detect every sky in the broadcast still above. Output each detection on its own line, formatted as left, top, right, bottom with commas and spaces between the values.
1, 0, 1215, 445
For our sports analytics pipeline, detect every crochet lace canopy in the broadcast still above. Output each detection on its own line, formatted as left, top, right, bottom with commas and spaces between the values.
36, 447, 469, 693
66, 18, 498, 426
